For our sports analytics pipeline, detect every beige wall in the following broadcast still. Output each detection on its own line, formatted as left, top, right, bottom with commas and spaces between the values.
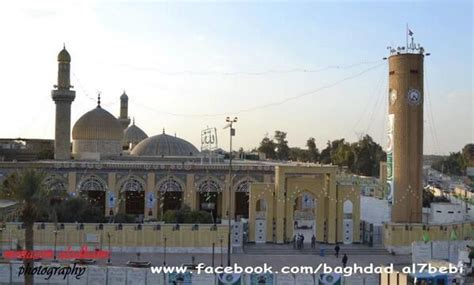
1, 223, 229, 252
383, 222, 473, 247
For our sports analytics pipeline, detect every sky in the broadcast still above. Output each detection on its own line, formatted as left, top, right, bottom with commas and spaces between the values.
0, 0, 472, 155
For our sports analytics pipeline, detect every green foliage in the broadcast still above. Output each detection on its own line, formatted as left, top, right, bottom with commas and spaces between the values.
257, 132, 386, 177
350, 135, 386, 176
55, 197, 107, 223
432, 149, 468, 176
0, 169, 49, 224
258, 136, 276, 159
162, 207, 213, 224
113, 212, 136, 223
274, 131, 290, 160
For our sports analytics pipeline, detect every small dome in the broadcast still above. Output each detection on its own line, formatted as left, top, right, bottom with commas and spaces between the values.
123, 123, 148, 148
131, 133, 199, 156
120, 91, 128, 101
57, 47, 71, 62
72, 107, 123, 140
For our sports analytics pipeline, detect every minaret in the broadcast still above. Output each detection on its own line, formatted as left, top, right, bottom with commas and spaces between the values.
51, 45, 75, 160
118, 91, 131, 130
387, 37, 427, 223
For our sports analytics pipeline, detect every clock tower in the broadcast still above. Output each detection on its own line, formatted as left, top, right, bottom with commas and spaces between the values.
387, 39, 427, 223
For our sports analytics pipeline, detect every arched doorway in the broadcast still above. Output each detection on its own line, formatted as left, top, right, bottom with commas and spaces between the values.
119, 176, 146, 216
197, 177, 222, 222
293, 192, 316, 243
77, 175, 107, 213
234, 180, 250, 219
157, 176, 184, 219
343, 200, 354, 244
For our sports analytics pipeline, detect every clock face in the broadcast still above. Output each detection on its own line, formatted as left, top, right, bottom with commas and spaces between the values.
407, 88, 422, 105
389, 89, 398, 105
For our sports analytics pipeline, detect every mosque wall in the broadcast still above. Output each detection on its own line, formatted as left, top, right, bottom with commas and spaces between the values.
0, 222, 229, 253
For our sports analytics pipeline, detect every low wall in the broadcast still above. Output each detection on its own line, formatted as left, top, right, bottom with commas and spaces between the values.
383, 222, 474, 254
0, 223, 229, 253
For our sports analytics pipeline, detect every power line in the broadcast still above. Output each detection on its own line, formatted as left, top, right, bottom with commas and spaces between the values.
424, 65, 442, 155
111, 60, 381, 76
132, 62, 385, 118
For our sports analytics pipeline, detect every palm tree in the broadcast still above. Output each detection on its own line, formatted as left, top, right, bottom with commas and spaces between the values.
0, 169, 50, 285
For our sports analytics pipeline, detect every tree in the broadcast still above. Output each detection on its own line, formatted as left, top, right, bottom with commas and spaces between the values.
274, 131, 290, 161
258, 136, 276, 159
306, 137, 320, 162
320, 141, 332, 164
0, 169, 51, 285
432, 151, 466, 176
351, 135, 386, 176
289, 147, 310, 162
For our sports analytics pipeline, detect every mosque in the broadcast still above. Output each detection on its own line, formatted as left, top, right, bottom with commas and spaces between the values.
0, 47, 366, 245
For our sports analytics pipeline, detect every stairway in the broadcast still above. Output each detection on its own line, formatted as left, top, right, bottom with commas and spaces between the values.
243, 243, 391, 256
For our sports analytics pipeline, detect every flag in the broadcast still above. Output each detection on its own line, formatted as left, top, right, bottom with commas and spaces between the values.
450, 229, 458, 241
408, 29, 414, 36
422, 231, 430, 243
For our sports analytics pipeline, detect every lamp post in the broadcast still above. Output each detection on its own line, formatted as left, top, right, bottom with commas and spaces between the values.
163, 236, 167, 266
219, 237, 224, 267
53, 230, 58, 262
211, 242, 215, 267
225, 116, 237, 266
107, 233, 111, 265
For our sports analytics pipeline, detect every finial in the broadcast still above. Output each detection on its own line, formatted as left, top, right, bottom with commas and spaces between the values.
132, 117, 135, 125
97, 92, 101, 108
163, 128, 165, 134
63, 43, 65, 49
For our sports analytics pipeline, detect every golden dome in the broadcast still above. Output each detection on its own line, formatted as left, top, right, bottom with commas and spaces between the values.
57, 47, 71, 62
72, 107, 123, 141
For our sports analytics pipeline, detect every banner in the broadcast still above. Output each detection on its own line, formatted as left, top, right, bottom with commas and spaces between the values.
387, 114, 395, 204
318, 273, 342, 285
168, 272, 192, 284
249, 273, 274, 285
218, 273, 242, 285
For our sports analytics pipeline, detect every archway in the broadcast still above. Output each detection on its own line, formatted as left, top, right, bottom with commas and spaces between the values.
119, 176, 146, 216
293, 192, 316, 243
197, 177, 222, 221
234, 180, 250, 219
157, 176, 184, 218
343, 200, 354, 244
77, 175, 107, 213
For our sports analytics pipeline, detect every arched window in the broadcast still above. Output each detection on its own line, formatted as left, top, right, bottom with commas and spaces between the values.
197, 177, 222, 192
43, 175, 67, 192
343, 200, 353, 219
158, 177, 183, 192
77, 175, 107, 192
119, 176, 145, 193
235, 180, 250, 192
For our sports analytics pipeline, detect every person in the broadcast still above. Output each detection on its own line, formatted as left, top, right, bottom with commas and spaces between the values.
342, 254, 348, 268
292, 234, 297, 249
468, 245, 474, 267
311, 235, 316, 249
301, 235, 305, 249
334, 244, 340, 258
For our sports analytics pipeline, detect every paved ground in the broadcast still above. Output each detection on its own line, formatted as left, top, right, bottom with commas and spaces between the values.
5, 243, 411, 270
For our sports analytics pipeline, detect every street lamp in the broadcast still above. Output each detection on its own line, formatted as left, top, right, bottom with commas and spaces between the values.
224, 116, 237, 267
163, 236, 167, 266
212, 242, 215, 267
219, 236, 224, 267
53, 230, 58, 262
107, 233, 112, 265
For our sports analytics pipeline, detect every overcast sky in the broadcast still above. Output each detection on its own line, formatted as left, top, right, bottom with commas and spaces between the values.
0, 0, 472, 154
